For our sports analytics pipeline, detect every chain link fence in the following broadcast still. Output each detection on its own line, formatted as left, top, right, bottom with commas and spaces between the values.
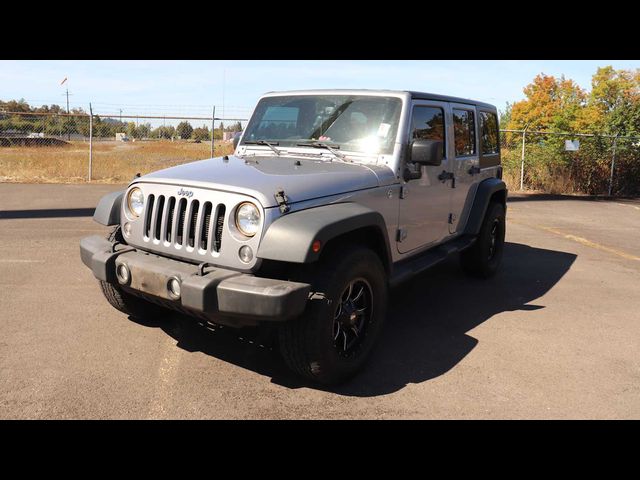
2, 109, 639, 195
501, 130, 640, 196
0, 110, 247, 183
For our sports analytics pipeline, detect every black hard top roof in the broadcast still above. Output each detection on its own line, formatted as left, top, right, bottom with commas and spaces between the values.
263, 89, 497, 110
407, 91, 497, 110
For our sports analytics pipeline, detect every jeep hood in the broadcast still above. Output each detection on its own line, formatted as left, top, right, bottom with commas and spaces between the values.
136, 155, 396, 208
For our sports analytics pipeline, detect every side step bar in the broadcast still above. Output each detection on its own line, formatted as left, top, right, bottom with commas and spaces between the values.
389, 234, 476, 288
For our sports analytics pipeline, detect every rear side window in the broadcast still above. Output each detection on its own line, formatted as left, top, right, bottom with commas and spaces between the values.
480, 111, 499, 155
453, 109, 476, 156
411, 106, 445, 157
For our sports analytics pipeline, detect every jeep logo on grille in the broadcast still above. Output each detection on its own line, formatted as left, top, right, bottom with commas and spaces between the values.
177, 188, 194, 198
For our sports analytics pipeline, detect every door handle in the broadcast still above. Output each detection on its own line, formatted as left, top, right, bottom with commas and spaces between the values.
468, 165, 481, 175
438, 170, 456, 188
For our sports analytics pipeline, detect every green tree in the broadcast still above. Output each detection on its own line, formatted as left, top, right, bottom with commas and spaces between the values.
152, 125, 175, 139
126, 122, 137, 139
499, 102, 512, 129
137, 123, 151, 139
588, 66, 640, 136
192, 126, 210, 141
176, 121, 193, 139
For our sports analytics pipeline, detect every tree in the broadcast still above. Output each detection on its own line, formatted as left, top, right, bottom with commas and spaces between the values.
137, 123, 151, 139
588, 66, 640, 136
507, 73, 587, 132
152, 125, 175, 139
499, 102, 512, 129
176, 121, 193, 140
192, 126, 210, 141
126, 122, 137, 139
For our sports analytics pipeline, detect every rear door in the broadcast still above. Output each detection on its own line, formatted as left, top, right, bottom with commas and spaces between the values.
448, 103, 479, 234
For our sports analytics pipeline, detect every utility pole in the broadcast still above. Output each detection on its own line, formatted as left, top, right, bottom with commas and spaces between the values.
60, 77, 71, 140
211, 106, 216, 158
222, 69, 226, 122
89, 103, 93, 182
520, 123, 529, 191
608, 134, 619, 196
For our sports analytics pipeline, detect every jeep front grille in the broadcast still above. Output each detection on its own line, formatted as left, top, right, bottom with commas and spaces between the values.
143, 194, 225, 253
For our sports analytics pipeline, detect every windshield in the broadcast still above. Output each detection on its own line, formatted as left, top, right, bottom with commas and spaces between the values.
241, 95, 403, 156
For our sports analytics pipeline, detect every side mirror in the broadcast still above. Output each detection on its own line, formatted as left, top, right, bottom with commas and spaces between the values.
410, 139, 443, 166
232, 131, 242, 149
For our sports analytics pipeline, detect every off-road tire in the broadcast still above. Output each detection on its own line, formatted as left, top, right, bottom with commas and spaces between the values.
99, 226, 168, 319
461, 201, 506, 278
278, 246, 388, 385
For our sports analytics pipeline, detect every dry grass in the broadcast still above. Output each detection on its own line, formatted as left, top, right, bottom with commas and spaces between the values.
0, 140, 235, 184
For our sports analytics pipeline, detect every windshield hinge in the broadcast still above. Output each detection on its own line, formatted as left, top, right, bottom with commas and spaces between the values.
274, 189, 290, 214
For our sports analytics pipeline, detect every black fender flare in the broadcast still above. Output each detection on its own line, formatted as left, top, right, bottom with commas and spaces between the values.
93, 190, 124, 226
257, 203, 391, 266
463, 178, 507, 235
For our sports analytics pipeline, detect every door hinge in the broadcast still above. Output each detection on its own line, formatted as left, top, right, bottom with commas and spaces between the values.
400, 185, 409, 199
448, 213, 457, 224
397, 228, 408, 242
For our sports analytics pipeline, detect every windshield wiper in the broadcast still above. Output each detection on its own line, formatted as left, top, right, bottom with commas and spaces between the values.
296, 141, 348, 161
243, 140, 281, 156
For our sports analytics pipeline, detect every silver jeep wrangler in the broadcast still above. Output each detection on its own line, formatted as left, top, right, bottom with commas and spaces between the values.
80, 89, 506, 384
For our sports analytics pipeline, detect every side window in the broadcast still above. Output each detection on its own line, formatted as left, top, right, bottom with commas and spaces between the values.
411, 106, 445, 158
480, 111, 499, 155
453, 108, 476, 156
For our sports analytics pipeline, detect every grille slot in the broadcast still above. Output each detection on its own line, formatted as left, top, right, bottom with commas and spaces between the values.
154, 196, 165, 240
213, 205, 225, 252
187, 200, 200, 248
176, 198, 187, 245
144, 194, 155, 238
200, 202, 212, 250
165, 197, 176, 243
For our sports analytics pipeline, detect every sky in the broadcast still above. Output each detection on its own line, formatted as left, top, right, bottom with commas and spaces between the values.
1, 60, 639, 124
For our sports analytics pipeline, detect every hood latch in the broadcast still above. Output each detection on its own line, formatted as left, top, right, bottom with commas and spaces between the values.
274, 189, 290, 214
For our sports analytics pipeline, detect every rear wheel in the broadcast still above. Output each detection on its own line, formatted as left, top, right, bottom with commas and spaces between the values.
461, 201, 505, 278
99, 226, 169, 320
278, 246, 388, 385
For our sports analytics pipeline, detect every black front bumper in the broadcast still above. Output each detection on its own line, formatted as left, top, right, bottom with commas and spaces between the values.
80, 235, 310, 325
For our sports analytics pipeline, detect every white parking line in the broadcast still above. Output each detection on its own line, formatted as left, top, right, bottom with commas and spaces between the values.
615, 202, 640, 211
146, 338, 183, 419
0, 259, 45, 263
510, 218, 640, 262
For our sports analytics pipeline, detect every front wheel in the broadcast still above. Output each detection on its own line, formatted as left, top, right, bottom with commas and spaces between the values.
461, 201, 506, 278
278, 246, 388, 385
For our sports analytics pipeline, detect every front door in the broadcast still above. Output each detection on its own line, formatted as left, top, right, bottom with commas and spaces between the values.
397, 101, 452, 254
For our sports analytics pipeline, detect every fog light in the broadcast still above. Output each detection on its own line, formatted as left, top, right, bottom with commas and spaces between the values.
167, 277, 181, 299
239, 245, 253, 263
116, 263, 130, 285
123, 222, 132, 237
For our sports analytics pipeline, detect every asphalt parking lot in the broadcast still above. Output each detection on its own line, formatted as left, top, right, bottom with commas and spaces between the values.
0, 183, 638, 419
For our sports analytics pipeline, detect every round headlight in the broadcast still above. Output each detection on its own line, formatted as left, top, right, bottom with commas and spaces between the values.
127, 187, 144, 218
235, 202, 261, 237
